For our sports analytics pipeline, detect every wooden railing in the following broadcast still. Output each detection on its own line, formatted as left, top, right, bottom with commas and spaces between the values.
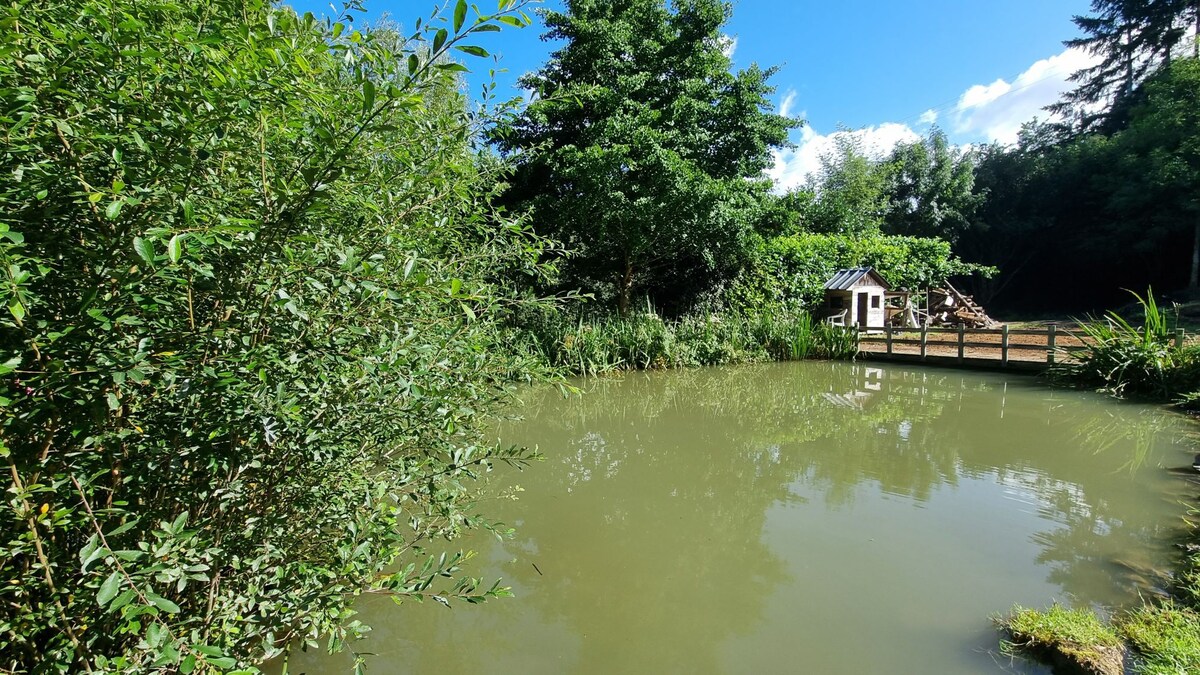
856, 324, 1186, 366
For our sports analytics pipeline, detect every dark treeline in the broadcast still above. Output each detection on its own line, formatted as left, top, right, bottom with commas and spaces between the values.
940, 0, 1200, 313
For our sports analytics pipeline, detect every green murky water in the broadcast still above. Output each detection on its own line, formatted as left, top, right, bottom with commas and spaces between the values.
291, 362, 1199, 674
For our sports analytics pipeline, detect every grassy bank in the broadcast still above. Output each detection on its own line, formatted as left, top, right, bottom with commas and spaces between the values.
509, 307, 859, 376
1003, 293, 1200, 673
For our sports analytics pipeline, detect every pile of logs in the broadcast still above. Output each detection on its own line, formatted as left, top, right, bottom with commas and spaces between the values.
924, 283, 1000, 329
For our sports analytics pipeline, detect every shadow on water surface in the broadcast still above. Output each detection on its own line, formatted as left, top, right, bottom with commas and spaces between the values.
287, 361, 1198, 675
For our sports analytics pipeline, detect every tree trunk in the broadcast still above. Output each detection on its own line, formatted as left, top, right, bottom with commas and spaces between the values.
1125, 26, 1136, 99
1192, 216, 1200, 289
618, 258, 634, 316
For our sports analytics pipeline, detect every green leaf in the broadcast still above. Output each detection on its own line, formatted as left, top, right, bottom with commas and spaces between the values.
8, 299, 25, 324
97, 571, 121, 607
168, 234, 184, 263
362, 80, 375, 114
81, 544, 106, 573
148, 594, 181, 614
454, 45, 489, 58
433, 28, 448, 54
133, 236, 155, 266
497, 15, 525, 27
180, 655, 196, 674
453, 0, 467, 33
407, 54, 418, 75
110, 588, 137, 611
105, 199, 124, 220
182, 198, 195, 226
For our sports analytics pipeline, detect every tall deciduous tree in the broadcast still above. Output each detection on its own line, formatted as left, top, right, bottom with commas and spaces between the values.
803, 133, 890, 237
493, 0, 798, 314
882, 129, 983, 244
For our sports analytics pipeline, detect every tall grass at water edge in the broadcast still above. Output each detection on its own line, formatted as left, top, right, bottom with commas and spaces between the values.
512, 307, 858, 376
1051, 289, 1200, 400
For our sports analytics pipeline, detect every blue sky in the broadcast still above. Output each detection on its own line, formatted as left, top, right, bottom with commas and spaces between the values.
288, 0, 1095, 187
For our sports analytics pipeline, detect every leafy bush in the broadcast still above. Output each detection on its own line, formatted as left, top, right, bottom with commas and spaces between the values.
726, 232, 997, 312
0, 0, 549, 672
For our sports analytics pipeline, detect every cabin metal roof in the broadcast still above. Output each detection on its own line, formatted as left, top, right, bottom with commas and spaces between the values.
823, 267, 890, 291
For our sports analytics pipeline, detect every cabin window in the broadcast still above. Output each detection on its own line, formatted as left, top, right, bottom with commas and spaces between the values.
871, 295, 880, 309
830, 296, 844, 309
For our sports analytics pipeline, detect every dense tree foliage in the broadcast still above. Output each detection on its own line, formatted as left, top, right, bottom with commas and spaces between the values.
801, 135, 890, 237
493, 0, 798, 315
727, 233, 992, 312
881, 129, 982, 244
960, 57, 1200, 312
0, 0, 553, 671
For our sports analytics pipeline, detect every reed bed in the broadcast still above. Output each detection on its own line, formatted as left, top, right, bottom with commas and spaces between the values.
512, 307, 858, 376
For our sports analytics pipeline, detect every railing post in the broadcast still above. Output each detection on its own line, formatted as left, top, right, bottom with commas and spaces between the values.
1047, 324, 1057, 365
1001, 324, 1010, 366
1176, 328, 1185, 349
886, 324, 893, 355
957, 324, 965, 363
920, 325, 928, 360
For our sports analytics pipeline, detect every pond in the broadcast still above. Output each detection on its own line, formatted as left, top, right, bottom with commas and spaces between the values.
290, 361, 1199, 674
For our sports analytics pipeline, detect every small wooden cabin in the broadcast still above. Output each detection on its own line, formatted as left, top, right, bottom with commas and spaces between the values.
822, 267, 890, 328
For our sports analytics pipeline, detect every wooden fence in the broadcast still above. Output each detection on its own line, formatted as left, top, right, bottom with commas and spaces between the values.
857, 324, 1187, 368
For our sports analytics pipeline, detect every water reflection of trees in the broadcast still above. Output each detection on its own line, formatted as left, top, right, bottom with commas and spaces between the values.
293, 362, 1198, 673
506, 362, 1197, 611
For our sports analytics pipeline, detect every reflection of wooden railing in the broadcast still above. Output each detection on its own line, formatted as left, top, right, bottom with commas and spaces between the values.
858, 325, 1186, 366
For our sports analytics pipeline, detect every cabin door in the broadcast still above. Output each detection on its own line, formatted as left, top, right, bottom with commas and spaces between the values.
856, 292, 869, 327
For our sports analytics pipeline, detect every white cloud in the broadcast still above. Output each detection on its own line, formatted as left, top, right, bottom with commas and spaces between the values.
768, 123, 920, 193
779, 89, 798, 119
766, 46, 1107, 192
721, 34, 738, 59
952, 46, 1100, 144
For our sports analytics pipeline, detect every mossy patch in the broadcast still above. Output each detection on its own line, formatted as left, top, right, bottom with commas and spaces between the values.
1001, 604, 1125, 675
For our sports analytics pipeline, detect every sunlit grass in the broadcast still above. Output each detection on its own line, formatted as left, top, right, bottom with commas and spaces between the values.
1120, 603, 1200, 674
1000, 604, 1124, 673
